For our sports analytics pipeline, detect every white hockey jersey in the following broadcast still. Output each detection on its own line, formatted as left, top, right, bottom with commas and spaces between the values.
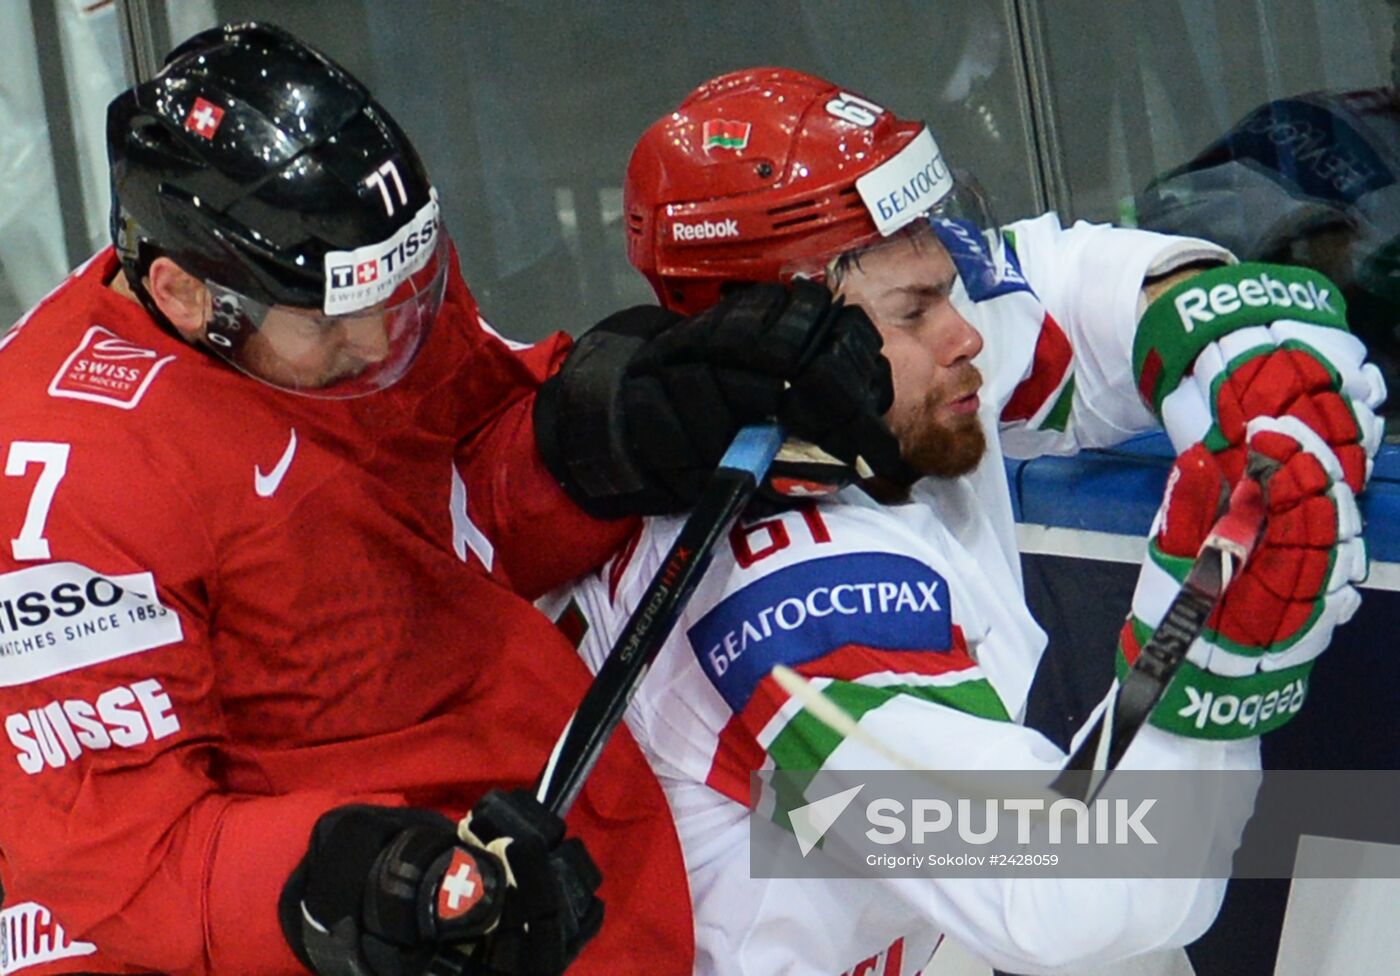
552, 214, 1258, 975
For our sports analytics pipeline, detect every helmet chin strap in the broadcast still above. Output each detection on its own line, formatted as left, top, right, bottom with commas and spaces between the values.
204, 290, 257, 354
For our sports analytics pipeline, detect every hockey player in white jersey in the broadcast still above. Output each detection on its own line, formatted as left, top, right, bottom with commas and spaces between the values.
553, 69, 1386, 975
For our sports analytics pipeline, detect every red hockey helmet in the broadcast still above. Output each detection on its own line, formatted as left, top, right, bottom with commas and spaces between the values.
624, 67, 997, 314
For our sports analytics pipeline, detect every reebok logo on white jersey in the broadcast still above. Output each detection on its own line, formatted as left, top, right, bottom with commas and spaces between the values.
1173, 272, 1335, 332
672, 218, 740, 242
255, 429, 298, 498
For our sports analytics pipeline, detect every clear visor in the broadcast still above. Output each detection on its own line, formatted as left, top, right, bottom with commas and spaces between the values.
202, 236, 449, 399
782, 173, 1008, 300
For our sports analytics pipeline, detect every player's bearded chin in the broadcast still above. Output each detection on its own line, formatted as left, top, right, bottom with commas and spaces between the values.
865, 365, 987, 502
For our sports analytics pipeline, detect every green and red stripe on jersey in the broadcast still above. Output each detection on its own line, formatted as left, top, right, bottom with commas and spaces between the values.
1000, 310, 1075, 432
935, 222, 1076, 434
703, 627, 1009, 804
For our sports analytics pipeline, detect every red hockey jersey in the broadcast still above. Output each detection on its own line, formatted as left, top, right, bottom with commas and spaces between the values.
0, 251, 692, 975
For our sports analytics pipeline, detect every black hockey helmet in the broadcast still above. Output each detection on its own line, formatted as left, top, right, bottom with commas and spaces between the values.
107, 21, 448, 397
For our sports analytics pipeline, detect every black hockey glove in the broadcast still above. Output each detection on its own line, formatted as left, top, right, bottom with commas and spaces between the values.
280, 791, 603, 976
535, 280, 911, 518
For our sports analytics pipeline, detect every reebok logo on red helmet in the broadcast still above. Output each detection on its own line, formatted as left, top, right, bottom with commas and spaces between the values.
703, 119, 752, 151
672, 218, 741, 243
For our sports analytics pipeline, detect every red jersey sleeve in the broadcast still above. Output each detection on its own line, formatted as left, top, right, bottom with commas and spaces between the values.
0, 425, 397, 975
436, 274, 637, 599
458, 372, 637, 598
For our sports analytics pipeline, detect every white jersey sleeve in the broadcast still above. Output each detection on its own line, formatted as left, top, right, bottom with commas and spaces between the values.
973, 212, 1232, 459
557, 492, 1259, 975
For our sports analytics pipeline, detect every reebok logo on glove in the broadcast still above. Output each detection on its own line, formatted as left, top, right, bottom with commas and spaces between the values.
1174, 272, 1335, 332
672, 218, 741, 242
1176, 678, 1307, 733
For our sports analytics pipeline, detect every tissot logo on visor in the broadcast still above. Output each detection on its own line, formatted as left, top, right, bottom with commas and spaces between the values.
855, 128, 954, 237
323, 192, 441, 315
205, 230, 448, 399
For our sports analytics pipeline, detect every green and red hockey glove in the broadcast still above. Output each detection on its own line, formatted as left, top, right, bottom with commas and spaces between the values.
1134, 262, 1386, 495
1122, 421, 1366, 740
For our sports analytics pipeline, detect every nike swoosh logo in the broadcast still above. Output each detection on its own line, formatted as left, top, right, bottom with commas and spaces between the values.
254, 429, 298, 498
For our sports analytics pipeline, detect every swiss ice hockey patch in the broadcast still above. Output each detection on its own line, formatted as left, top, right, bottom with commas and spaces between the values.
48, 326, 176, 409
687, 552, 953, 712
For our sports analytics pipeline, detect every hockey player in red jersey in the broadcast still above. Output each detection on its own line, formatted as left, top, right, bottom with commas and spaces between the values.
0, 25, 904, 976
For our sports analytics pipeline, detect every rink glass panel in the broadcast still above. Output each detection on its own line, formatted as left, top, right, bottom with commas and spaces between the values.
7, 1, 1396, 365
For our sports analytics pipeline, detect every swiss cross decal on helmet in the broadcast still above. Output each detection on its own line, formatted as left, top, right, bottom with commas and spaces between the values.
624, 67, 1002, 315
183, 97, 225, 140
106, 21, 449, 398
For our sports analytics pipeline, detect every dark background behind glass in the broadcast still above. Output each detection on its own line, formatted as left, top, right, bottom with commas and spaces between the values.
209, 0, 1040, 340
7, 1, 1396, 359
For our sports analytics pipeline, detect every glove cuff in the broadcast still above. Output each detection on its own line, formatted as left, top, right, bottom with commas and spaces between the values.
1118, 624, 1313, 739
1134, 262, 1349, 416
279, 858, 318, 972
534, 307, 682, 519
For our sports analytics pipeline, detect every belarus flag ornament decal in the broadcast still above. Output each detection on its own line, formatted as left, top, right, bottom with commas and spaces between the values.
703, 119, 752, 152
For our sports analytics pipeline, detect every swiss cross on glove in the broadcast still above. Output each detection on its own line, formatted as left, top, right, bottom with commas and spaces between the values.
437, 849, 488, 920
281, 791, 603, 976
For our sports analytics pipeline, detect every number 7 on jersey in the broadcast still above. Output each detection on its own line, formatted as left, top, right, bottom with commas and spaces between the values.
5, 441, 70, 561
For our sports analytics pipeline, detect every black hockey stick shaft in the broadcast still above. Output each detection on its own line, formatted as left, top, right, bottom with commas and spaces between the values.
538, 424, 784, 816
1052, 472, 1268, 803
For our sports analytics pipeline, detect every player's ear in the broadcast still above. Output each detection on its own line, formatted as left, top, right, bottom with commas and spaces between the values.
145, 257, 212, 340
